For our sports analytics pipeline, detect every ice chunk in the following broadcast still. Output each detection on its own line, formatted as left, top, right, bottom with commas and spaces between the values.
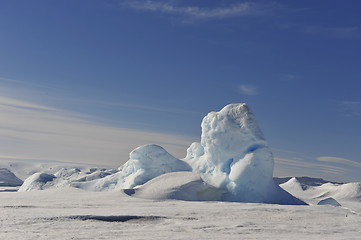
18, 173, 56, 192
0, 168, 23, 187
280, 177, 310, 192
19, 168, 96, 191
185, 103, 305, 204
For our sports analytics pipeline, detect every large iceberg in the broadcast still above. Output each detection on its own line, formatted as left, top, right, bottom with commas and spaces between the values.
184, 103, 304, 204
18, 103, 305, 205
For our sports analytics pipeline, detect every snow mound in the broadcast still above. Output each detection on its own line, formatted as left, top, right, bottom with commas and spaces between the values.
73, 144, 192, 191
18, 173, 56, 191
280, 177, 361, 204
0, 168, 23, 187
185, 103, 305, 204
18, 168, 116, 192
317, 182, 361, 201
130, 172, 225, 201
317, 197, 341, 207
280, 177, 309, 192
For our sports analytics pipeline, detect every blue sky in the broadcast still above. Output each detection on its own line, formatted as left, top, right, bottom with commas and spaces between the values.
0, 0, 360, 182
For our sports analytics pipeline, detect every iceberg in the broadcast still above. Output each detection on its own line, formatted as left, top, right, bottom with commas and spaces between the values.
0, 168, 23, 187
18, 173, 56, 192
18, 103, 306, 205
184, 103, 304, 204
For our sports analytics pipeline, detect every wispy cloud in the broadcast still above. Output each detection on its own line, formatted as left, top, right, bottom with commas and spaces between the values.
0, 96, 195, 167
339, 101, 361, 117
0, 77, 202, 123
281, 74, 298, 82
317, 156, 361, 168
56, 97, 202, 117
0, 76, 57, 91
274, 157, 347, 176
303, 26, 361, 39
239, 84, 259, 96
122, 0, 269, 22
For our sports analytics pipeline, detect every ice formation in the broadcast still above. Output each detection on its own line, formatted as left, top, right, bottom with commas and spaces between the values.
18, 173, 56, 191
18, 103, 308, 205
184, 103, 304, 204
0, 168, 23, 187
72, 144, 191, 191
281, 177, 361, 204
18, 168, 116, 192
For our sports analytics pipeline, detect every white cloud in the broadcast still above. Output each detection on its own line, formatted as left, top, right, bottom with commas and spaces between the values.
317, 156, 361, 168
239, 84, 259, 96
0, 96, 196, 167
123, 0, 266, 21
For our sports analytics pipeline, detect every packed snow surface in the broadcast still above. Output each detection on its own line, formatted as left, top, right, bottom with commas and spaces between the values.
131, 172, 224, 201
1, 188, 361, 240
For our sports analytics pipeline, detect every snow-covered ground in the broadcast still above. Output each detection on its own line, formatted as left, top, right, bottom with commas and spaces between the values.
1, 188, 361, 240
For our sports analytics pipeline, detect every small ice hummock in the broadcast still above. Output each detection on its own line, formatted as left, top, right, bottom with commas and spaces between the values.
72, 144, 192, 191
18, 173, 56, 192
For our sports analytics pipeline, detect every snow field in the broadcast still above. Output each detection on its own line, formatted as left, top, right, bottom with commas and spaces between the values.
1, 188, 361, 240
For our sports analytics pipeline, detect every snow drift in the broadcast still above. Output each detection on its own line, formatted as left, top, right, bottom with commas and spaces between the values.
130, 172, 224, 201
19, 103, 307, 205
280, 177, 361, 204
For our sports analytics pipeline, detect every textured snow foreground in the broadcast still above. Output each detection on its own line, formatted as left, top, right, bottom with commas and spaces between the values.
19, 103, 304, 204
1, 189, 361, 240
